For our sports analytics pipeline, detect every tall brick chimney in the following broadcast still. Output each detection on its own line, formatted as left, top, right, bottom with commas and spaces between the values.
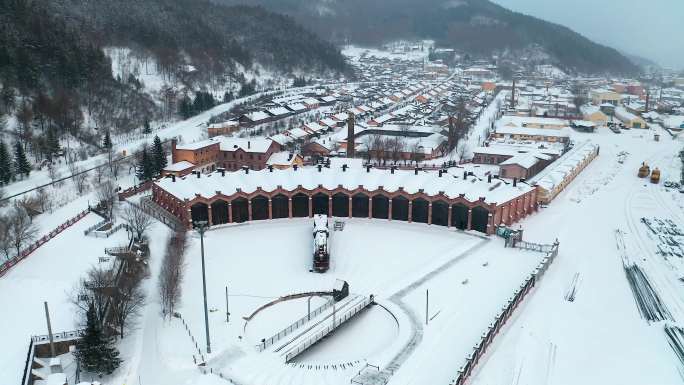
171, 138, 178, 163
347, 112, 355, 158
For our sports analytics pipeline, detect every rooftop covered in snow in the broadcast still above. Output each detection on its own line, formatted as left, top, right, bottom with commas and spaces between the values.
155, 164, 534, 206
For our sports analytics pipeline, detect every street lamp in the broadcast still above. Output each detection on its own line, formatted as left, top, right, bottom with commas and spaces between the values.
195, 220, 211, 355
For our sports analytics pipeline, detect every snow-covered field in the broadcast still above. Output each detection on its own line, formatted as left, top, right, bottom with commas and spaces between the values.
0, 212, 129, 385
104, 218, 546, 385
470, 126, 684, 385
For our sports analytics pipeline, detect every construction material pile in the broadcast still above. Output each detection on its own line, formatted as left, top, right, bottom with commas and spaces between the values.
623, 264, 672, 322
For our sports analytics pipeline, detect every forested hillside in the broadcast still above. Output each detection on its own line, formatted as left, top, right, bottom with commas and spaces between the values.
0, 0, 350, 168
49, 0, 349, 78
219, 0, 639, 75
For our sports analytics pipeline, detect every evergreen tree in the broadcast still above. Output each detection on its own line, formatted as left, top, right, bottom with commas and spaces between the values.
152, 135, 167, 176
13, 142, 31, 177
0, 142, 13, 184
74, 303, 121, 375
102, 130, 113, 150
46, 127, 60, 160
178, 96, 193, 119
136, 145, 154, 182
143, 119, 151, 134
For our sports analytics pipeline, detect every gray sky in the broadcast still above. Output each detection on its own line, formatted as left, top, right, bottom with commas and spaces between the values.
490, 0, 684, 70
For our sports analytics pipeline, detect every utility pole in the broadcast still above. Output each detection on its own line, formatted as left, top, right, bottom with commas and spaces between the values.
225, 285, 230, 323
196, 221, 211, 354
44, 301, 56, 357
425, 290, 429, 326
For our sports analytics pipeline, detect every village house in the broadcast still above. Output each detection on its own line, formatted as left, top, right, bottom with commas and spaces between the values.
491, 126, 570, 144
580, 105, 609, 126
590, 89, 621, 106
169, 137, 281, 174
615, 106, 647, 128
266, 152, 304, 170
207, 121, 240, 138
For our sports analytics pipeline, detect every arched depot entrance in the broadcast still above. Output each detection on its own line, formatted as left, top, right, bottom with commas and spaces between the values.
332, 193, 349, 217
312, 193, 329, 215
292, 193, 309, 218
392, 196, 409, 221
210, 200, 229, 225
372, 195, 389, 219
431, 200, 449, 226
271, 194, 289, 219
251, 195, 269, 220
412, 198, 429, 224
451, 203, 469, 230
352, 193, 369, 218
471, 206, 490, 234
190, 202, 208, 227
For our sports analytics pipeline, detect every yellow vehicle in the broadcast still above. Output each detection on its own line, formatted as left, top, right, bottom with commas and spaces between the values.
638, 163, 650, 178
650, 168, 661, 184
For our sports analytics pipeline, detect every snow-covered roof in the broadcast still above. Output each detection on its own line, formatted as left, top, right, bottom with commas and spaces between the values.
663, 115, 684, 129
219, 137, 274, 153
320, 118, 339, 128
495, 126, 570, 138
303, 122, 326, 133
267, 107, 291, 117
156, 165, 535, 205
287, 128, 309, 139
287, 103, 307, 112
372, 114, 393, 124
164, 161, 195, 172
572, 120, 596, 128
245, 111, 271, 122
267, 152, 299, 166
615, 106, 642, 122
499, 116, 568, 128
500, 153, 550, 169
269, 133, 293, 145
175, 138, 219, 151
531, 141, 598, 191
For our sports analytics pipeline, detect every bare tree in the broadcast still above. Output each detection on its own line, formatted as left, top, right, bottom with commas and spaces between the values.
0, 217, 13, 260
159, 231, 187, 318
111, 279, 145, 338
34, 187, 52, 213
95, 178, 118, 219
70, 266, 116, 324
69, 162, 89, 195
456, 141, 470, 162
48, 165, 61, 186
121, 204, 152, 241
388, 137, 405, 164
410, 142, 424, 166
9, 206, 38, 256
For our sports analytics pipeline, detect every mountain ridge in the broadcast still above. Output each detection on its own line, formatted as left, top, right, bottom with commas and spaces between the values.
217, 0, 639, 75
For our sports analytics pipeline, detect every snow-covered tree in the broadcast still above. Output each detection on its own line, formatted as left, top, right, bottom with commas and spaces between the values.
13, 141, 31, 177
152, 135, 167, 176
0, 142, 13, 184
135, 145, 154, 182
73, 303, 121, 375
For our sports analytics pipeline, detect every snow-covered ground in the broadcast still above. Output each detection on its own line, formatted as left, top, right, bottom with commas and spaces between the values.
469, 126, 684, 385
99, 218, 548, 385
0, 212, 129, 385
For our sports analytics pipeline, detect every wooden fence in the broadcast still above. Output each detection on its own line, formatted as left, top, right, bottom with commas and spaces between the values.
0, 209, 90, 279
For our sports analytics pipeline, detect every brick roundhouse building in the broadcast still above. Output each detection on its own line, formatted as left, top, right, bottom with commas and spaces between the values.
151, 165, 538, 235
